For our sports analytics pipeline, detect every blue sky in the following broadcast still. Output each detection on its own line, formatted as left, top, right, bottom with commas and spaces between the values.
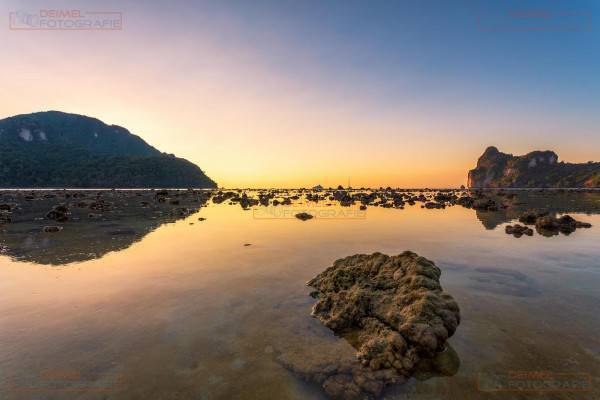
1, 0, 598, 186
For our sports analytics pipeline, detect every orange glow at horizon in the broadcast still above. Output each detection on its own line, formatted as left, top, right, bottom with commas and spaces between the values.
1, 2, 598, 188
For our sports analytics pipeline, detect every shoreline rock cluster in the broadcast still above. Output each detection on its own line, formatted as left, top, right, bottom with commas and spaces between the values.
505, 224, 533, 237
505, 212, 592, 238
1, 188, 595, 238
210, 187, 506, 212
302, 252, 460, 399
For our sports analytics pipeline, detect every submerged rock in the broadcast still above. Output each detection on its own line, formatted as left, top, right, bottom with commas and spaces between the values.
472, 198, 498, 211
423, 201, 444, 209
412, 343, 460, 380
0, 211, 11, 224
505, 224, 533, 237
0, 203, 17, 211
303, 251, 460, 399
456, 196, 475, 208
518, 212, 546, 225
43, 226, 63, 232
295, 212, 314, 221
535, 214, 592, 236
88, 199, 112, 212
45, 204, 69, 222
514, 212, 592, 236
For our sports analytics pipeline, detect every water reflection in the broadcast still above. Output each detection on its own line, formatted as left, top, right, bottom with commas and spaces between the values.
0, 190, 599, 399
1, 190, 598, 266
0, 190, 210, 265
469, 267, 541, 297
474, 191, 600, 229
413, 344, 461, 380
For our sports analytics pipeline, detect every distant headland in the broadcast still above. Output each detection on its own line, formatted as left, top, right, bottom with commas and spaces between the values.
468, 146, 600, 188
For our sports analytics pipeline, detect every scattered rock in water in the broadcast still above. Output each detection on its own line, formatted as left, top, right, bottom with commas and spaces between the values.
303, 251, 460, 399
518, 212, 546, 225
433, 192, 455, 203
295, 212, 314, 221
423, 201, 445, 209
0, 211, 11, 224
456, 196, 474, 208
514, 212, 592, 236
45, 205, 69, 222
89, 199, 112, 212
535, 214, 592, 236
198, 217, 206, 221
0, 203, 16, 211
43, 225, 63, 233
472, 198, 498, 211
212, 191, 237, 204
505, 224, 533, 237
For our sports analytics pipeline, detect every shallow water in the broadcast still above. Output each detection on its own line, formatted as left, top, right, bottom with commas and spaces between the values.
1, 191, 599, 399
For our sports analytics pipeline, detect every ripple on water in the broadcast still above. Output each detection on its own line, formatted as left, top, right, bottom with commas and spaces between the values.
468, 267, 541, 297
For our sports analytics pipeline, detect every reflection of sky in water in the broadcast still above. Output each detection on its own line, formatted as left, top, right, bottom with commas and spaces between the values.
1, 199, 599, 399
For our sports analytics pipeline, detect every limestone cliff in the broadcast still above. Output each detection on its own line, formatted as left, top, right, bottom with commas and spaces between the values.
468, 147, 600, 188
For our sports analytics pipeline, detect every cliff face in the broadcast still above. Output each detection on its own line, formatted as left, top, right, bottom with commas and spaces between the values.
468, 147, 600, 188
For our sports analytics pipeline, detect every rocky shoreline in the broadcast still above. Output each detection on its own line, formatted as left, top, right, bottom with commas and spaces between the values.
0, 187, 596, 264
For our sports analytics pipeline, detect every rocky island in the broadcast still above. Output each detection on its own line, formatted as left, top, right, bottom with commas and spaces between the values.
468, 146, 600, 188
0, 111, 217, 188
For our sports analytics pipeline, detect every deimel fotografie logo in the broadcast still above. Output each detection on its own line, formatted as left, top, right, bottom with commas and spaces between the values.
9, 9, 122, 31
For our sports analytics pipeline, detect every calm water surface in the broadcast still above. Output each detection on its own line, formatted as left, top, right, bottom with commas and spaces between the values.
1, 195, 599, 399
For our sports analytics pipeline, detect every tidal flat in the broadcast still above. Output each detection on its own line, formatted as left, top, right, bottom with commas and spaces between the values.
0, 188, 599, 399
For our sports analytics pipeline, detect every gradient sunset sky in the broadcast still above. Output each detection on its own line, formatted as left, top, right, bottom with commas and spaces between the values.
1, 0, 598, 188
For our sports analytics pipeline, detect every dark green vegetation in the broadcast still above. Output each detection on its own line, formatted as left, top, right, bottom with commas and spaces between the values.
468, 146, 600, 188
0, 111, 217, 188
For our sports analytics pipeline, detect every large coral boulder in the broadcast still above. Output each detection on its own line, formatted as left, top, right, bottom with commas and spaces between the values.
306, 252, 460, 398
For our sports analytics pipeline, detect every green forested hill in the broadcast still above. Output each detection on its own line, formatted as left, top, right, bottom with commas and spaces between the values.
0, 111, 217, 188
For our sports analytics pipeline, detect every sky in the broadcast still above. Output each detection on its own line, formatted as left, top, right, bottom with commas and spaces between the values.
1, 0, 598, 188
